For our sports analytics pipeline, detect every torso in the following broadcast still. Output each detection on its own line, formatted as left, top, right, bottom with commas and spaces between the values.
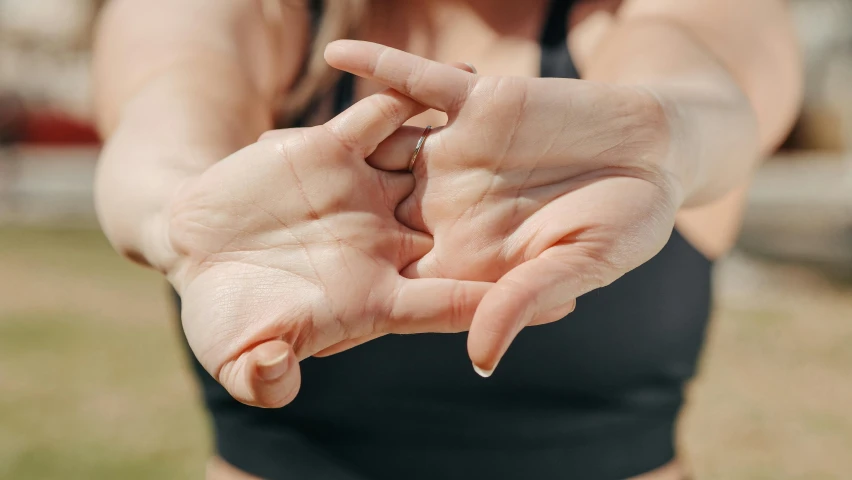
203, 1, 738, 478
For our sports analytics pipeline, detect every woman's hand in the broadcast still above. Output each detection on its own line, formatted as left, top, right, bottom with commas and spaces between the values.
165, 89, 491, 408
326, 40, 685, 376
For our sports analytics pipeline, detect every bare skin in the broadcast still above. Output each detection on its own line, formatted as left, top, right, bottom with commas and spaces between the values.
94, 0, 800, 478
171, 87, 493, 408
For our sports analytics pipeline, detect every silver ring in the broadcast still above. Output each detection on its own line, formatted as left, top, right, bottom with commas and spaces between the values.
408, 126, 432, 172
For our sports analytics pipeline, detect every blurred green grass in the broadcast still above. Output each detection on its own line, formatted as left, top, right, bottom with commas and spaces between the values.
0, 229, 209, 480
1, 228, 851, 479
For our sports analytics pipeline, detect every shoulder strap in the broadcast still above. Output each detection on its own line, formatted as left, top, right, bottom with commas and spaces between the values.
539, 0, 579, 79
321, 0, 581, 124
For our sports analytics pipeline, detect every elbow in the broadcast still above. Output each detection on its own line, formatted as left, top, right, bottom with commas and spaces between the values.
741, 12, 805, 154
747, 55, 804, 155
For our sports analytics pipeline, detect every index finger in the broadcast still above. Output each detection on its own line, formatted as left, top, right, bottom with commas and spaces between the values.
381, 278, 493, 334
324, 88, 428, 157
324, 40, 476, 114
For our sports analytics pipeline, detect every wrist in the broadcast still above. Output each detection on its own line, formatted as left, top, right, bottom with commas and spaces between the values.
611, 85, 690, 210
634, 86, 694, 209
636, 83, 760, 208
95, 121, 234, 275
95, 137, 191, 274
96, 78, 268, 273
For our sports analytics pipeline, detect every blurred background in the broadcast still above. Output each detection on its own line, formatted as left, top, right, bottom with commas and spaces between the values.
1, 1, 851, 479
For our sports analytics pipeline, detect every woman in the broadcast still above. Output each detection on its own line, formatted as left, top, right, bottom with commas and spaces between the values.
93, 1, 801, 479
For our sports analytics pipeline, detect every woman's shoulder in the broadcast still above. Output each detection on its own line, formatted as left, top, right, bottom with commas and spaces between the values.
260, 0, 314, 92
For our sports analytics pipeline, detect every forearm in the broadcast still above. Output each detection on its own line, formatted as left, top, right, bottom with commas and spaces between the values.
93, 0, 303, 270
580, 0, 802, 207
96, 65, 271, 271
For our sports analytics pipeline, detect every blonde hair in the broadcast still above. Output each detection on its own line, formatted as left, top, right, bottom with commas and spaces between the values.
279, 0, 369, 124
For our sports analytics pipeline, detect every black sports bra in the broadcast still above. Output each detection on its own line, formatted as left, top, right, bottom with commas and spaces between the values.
176, 1, 713, 478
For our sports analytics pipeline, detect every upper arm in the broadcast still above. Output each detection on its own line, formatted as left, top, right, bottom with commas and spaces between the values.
570, 0, 803, 151
93, 0, 309, 132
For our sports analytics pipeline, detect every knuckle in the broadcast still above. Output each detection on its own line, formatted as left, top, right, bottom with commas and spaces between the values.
323, 120, 359, 152
377, 173, 395, 209
217, 359, 248, 404
448, 282, 465, 332
561, 245, 625, 294
450, 281, 480, 332
404, 61, 427, 97
500, 276, 540, 312
375, 94, 405, 126
381, 282, 404, 331
373, 46, 393, 76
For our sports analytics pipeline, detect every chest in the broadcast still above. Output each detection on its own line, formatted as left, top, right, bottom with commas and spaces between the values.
354, 0, 552, 127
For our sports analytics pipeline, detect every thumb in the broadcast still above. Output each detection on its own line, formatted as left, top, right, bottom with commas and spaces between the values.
467, 250, 611, 377
217, 339, 302, 408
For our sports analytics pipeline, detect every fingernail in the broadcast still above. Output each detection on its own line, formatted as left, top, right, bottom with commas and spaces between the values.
473, 362, 496, 378
464, 62, 478, 74
257, 352, 289, 381
323, 42, 346, 60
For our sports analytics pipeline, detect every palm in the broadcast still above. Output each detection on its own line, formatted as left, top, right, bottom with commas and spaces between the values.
174, 129, 406, 356
327, 41, 682, 372
408, 77, 676, 282
166, 91, 490, 407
